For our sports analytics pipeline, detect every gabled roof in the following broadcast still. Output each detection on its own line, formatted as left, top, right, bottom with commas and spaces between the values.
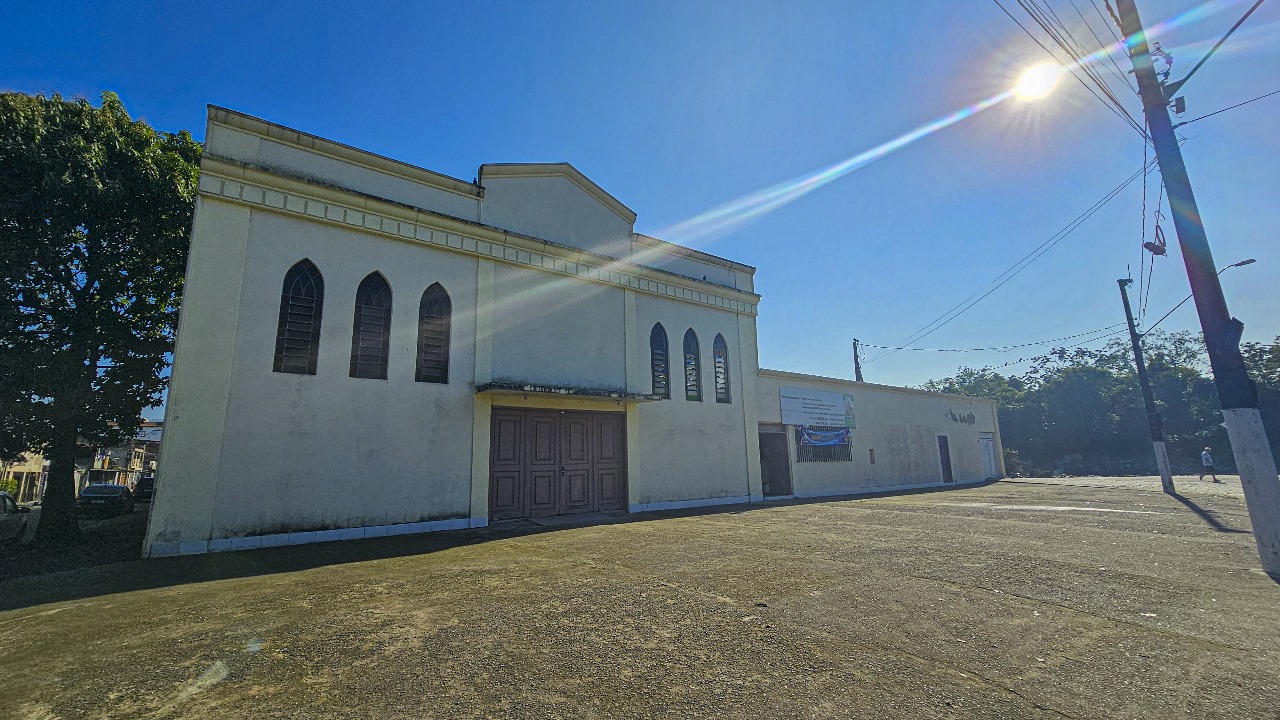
478, 163, 637, 224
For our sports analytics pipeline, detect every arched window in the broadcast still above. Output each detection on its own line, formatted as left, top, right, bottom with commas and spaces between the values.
350, 272, 392, 379
416, 283, 451, 383
683, 328, 701, 401
650, 323, 669, 399
273, 259, 324, 375
713, 334, 731, 404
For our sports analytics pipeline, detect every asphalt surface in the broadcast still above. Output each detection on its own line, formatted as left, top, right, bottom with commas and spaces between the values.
1, 477, 1277, 719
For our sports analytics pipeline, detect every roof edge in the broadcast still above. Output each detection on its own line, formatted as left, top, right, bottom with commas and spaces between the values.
206, 105, 483, 200
478, 162, 637, 224
757, 368, 999, 405
632, 233, 756, 274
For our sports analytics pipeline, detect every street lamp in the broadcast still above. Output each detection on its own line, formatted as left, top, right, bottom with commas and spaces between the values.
1142, 258, 1257, 336
1220, 258, 1256, 273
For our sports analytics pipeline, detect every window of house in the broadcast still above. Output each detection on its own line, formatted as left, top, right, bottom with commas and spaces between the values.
350, 272, 392, 379
713, 334, 731, 404
794, 427, 854, 462
273, 259, 325, 375
650, 323, 669, 398
416, 283, 451, 383
683, 328, 701, 401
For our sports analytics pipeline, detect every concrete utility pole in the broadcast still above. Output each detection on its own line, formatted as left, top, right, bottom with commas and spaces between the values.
1118, 278, 1174, 493
852, 339, 865, 382
1116, 0, 1280, 578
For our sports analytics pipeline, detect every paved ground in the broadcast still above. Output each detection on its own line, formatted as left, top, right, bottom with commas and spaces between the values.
1, 477, 1278, 719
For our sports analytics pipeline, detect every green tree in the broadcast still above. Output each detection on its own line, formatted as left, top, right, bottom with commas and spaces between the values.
0, 92, 200, 542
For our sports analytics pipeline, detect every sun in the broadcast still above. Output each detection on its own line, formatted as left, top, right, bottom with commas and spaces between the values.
1013, 62, 1064, 100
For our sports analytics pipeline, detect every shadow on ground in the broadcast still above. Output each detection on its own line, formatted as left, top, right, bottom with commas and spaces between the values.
1168, 492, 1252, 534
0, 481, 999, 612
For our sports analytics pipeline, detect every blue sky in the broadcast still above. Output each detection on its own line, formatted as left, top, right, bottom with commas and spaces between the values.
6, 0, 1279, 393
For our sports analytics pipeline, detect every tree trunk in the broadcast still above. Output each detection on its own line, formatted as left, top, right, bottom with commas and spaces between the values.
32, 428, 81, 544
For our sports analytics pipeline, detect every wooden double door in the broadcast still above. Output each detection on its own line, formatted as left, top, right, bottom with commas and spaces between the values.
489, 408, 628, 520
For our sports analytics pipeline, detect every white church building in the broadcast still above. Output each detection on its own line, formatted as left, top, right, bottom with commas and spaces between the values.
144, 107, 1003, 557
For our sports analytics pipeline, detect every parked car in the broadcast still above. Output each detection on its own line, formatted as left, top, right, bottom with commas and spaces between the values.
132, 475, 156, 501
0, 491, 30, 544
76, 484, 134, 517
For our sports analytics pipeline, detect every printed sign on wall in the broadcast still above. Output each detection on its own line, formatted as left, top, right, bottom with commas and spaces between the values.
779, 387, 856, 428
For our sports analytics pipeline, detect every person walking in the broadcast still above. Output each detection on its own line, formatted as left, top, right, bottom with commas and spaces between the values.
1200, 447, 1220, 483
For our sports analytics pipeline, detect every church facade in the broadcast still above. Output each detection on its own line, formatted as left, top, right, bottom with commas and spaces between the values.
144, 107, 1001, 557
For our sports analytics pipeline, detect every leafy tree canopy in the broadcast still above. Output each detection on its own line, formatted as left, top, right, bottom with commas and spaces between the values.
919, 330, 1280, 476
0, 91, 200, 540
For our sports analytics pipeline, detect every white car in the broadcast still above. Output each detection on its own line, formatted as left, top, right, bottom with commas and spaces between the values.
0, 491, 31, 544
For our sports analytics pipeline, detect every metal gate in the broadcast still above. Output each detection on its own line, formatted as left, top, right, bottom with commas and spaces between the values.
489, 408, 627, 520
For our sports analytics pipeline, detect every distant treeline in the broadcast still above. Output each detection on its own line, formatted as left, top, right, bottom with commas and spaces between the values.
919, 331, 1280, 477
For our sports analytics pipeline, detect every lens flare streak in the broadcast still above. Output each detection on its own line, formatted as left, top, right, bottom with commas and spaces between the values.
656, 0, 1246, 246
658, 90, 1014, 244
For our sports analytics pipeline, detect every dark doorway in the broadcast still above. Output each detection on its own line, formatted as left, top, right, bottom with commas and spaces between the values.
938, 435, 954, 483
490, 408, 628, 520
759, 431, 793, 497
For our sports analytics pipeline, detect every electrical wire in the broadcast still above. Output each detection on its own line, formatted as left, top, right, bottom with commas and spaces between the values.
1065, 0, 1140, 96
1174, 88, 1280, 127
1014, 0, 1149, 138
1137, 139, 1149, 323
860, 323, 1126, 354
993, 0, 1150, 141
1142, 178, 1166, 321
1021, 0, 1144, 129
863, 157, 1160, 365
953, 327, 1130, 373
1165, 0, 1269, 96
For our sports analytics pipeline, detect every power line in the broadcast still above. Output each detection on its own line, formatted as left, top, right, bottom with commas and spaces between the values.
1013, 0, 1149, 138
860, 323, 1126, 355
1174, 88, 1280, 127
1019, 0, 1144, 132
864, 157, 1159, 364
1067, 0, 1138, 96
950, 327, 1129, 373
1164, 0, 1269, 98
993, 0, 1149, 140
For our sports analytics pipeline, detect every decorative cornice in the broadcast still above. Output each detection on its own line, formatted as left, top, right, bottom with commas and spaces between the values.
198, 157, 759, 316
632, 233, 756, 274
479, 163, 637, 224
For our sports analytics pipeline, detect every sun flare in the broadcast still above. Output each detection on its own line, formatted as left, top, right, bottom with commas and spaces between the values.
1013, 63, 1064, 100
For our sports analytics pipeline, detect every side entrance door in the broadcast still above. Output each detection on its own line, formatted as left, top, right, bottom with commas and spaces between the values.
979, 433, 998, 478
938, 435, 955, 483
489, 408, 627, 520
758, 427, 793, 497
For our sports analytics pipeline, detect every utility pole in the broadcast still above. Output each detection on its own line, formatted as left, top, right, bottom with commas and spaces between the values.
1118, 278, 1174, 493
852, 339, 865, 382
1117, 0, 1280, 578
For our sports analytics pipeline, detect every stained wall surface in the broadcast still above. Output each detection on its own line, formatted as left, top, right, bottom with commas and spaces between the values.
755, 370, 1002, 498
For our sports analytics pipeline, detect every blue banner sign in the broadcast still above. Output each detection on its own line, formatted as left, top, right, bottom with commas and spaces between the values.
799, 427, 851, 446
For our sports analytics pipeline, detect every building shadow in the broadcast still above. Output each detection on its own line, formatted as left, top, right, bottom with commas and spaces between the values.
0, 479, 1002, 612
1168, 492, 1251, 535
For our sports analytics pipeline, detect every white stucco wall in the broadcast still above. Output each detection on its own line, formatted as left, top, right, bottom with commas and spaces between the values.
480, 173, 634, 257
146, 200, 481, 551
205, 122, 482, 221
488, 263, 627, 390
629, 294, 757, 507
625, 242, 733, 290
755, 371, 1001, 498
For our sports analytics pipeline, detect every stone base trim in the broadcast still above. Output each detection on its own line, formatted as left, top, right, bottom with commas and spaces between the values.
629, 495, 753, 513
794, 478, 986, 500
